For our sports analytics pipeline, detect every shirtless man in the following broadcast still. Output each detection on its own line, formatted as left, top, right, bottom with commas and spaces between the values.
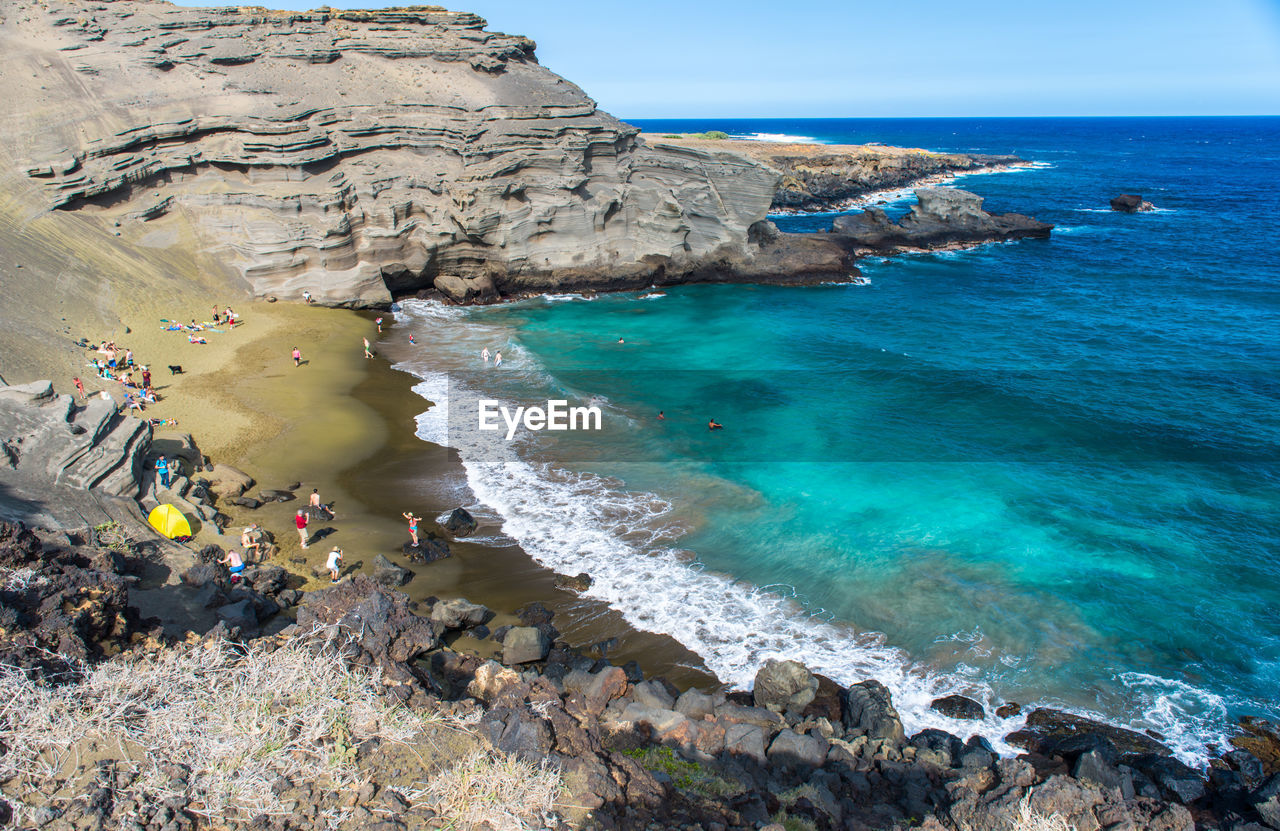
218, 548, 246, 583
708, 419, 723, 430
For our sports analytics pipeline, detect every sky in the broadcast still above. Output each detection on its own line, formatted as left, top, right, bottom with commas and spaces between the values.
195, 0, 1280, 118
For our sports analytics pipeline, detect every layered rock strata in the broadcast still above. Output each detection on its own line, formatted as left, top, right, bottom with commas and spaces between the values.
4, 1, 852, 308
0, 381, 150, 529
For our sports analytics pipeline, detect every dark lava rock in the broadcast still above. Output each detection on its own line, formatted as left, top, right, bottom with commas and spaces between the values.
228, 496, 261, 509
516, 601, 554, 627
801, 673, 845, 723
996, 702, 1023, 718
297, 576, 438, 694
242, 564, 288, 595
1131, 754, 1208, 804
832, 187, 1053, 251
181, 563, 226, 589
1110, 193, 1155, 212
844, 679, 905, 744
441, 507, 478, 537
554, 572, 592, 592
931, 693, 986, 720
1007, 708, 1174, 761
257, 489, 295, 502
1234, 717, 1280, 777
403, 535, 450, 563
371, 554, 412, 587
215, 598, 258, 632
0, 521, 142, 676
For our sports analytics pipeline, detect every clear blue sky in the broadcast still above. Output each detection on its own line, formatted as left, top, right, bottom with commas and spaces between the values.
198, 0, 1280, 117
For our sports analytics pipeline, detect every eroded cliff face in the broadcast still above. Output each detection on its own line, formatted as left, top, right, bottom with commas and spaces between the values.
2, 1, 788, 306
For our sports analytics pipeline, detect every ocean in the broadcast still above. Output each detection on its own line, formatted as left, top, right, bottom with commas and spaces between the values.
393, 117, 1280, 764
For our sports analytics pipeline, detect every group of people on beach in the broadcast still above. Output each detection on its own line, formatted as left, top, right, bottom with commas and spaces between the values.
77, 340, 159, 414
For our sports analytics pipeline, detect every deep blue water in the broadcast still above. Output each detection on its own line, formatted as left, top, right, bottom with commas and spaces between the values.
398, 117, 1280, 762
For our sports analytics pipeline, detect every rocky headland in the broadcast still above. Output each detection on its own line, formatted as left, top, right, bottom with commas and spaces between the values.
645, 135, 1028, 214
830, 188, 1054, 254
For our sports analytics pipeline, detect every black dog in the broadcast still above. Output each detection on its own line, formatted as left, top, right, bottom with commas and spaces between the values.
168, 365, 183, 375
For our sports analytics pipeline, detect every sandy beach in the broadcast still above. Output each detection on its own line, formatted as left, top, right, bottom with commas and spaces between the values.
37, 292, 717, 687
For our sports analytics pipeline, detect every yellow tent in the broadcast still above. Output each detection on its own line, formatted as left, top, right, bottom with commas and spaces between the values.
148, 504, 192, 539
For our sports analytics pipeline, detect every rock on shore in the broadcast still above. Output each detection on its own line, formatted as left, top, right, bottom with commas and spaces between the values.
832, 187, 1053, 252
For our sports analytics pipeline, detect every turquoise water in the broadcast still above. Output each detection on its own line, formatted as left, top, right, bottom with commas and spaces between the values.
396, 118, 1280, 762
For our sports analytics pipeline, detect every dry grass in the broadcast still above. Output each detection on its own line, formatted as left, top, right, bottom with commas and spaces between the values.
1013, 795, 1076, 831
0, 633, 564, 829
408, 749, 564, 831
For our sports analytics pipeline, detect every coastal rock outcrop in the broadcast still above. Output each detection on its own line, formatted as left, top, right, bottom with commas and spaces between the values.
648, 134, 1026, 213
1111, 193, 1156, 212
0, 382, 150, 530
0, 1, 851, 307
832, 187, 1053, 252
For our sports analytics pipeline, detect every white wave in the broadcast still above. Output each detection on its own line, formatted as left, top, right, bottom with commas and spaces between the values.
639, 291, 667, 300
1117, 673, 1229, 768
540, 293, 597, 303
732, 132, 822, 144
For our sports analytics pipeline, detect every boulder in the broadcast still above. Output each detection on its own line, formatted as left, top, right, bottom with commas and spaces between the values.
501, 626, 550, 664
767, 729, 828, 768
371, 554, 412, 587
996, 702, 1022, 718
1234, 717, 1280, 777
630, 680, 675, 711
909, 728, 963, 767
844, 680, 905, 744
227, 496, 261, 509
1074, 748, 1125, 791
434, 273, 497, 305
441, 507, 478, 537
800, 674, 844, 723
152, 432, 202, 465
675, 689, 716, 721
1110, 193, 1155, 213
257, 489, 295, 503
931, 693, 986, 720
215, 598, 257, 631
403, 536, 450, 563
429, 598, 490, 629
554, 572, 593, 592
753, 658, 819, 716
724, 723, 768, 764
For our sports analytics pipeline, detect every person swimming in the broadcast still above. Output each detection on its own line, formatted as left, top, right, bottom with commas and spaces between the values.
708, 419, 723, 430
657, 411, 665, 420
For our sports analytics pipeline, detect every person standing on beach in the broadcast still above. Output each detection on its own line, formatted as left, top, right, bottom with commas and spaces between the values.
295, 509, 309, 548
402, 511, 422, 546
326, 547, 343, 583
155, 455, 170, 488
292, 346, 302, 367
73, 377, 85, 399
363, 337, 373, 359
141, 367, 151, 389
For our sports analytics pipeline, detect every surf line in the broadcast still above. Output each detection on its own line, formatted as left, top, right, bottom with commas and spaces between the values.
478, 399, 603, 440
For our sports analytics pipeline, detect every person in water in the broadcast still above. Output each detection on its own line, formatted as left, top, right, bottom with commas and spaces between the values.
402, 511, 422, 545
708, 419, 723, 430
657, 411, 665, 420
494, 351, 503, 367
482, 347, 490, 363
617, 337, 625, 344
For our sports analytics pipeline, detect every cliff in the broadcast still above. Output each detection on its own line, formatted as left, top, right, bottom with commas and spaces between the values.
0, 0, 839, 318
645, 134, 1026, 212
